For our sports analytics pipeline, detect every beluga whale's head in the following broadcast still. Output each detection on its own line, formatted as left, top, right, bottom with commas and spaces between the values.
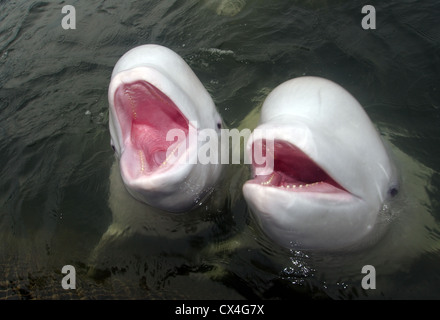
243, 77, 399, 250
108, 44, 223, 212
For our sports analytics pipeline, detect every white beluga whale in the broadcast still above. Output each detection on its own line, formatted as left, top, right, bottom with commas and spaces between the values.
243, 76, 399, 250
108, 44, 224, 212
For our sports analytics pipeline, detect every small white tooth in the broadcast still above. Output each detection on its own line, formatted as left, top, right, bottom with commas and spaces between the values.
139, 150, 145, 173
260, 175, 280, 187
160, 141, 182, 168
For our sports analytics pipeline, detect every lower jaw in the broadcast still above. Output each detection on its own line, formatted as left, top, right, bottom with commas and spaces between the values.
248, 179, 350, 195
251, 170, 349, 195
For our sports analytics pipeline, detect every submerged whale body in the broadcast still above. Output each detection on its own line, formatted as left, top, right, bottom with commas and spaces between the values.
108, 44, 224, 212
243, 77, 399, 250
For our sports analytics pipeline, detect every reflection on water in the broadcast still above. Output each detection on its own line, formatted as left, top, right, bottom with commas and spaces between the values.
0, 0, 440, 299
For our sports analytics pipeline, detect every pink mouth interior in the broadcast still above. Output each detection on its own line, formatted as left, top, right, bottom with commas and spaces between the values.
250, 140, 349, 194
114, 80, 189, 174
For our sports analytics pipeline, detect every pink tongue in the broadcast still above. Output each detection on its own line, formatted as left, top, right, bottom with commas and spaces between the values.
114, 81, 189, 172
252, 140, 347, 192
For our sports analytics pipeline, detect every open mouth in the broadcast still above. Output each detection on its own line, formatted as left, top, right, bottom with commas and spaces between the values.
249, 140, 349, 195
114, 80, 189, 176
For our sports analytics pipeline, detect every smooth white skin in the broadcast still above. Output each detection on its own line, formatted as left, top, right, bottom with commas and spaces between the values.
243, 77, 398, 250
108, 45, 223, 212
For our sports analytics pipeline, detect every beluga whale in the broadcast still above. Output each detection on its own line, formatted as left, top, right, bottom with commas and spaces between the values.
243, 76, 399, 250
108, 44, 224, 212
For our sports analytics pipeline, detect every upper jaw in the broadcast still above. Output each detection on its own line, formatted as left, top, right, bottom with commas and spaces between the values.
109, 66, 199, 125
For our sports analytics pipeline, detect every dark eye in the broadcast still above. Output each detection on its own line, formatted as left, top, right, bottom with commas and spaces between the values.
217, 122, 222, 130
389, 186, 399, 197
111, 144, 116, 152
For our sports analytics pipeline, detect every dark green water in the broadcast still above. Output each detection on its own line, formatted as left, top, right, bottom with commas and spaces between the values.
0, 0, 439, 299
